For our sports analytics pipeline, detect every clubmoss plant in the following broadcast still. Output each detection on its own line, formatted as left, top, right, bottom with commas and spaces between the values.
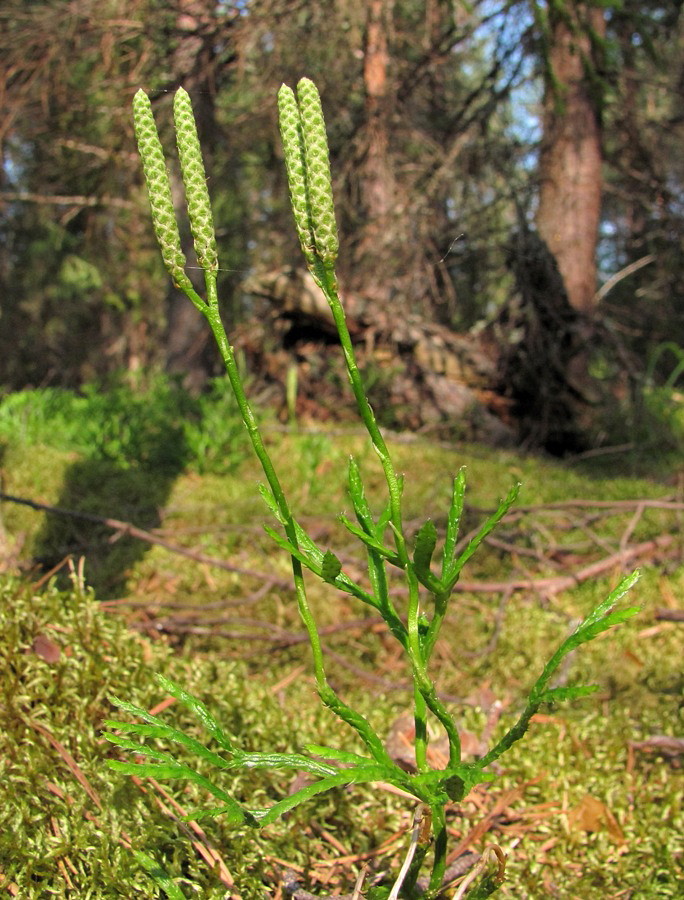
104, 79, 640, 898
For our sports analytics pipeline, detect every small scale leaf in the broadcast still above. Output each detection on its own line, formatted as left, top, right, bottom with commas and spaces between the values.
264, 525, 321, 571
348, 456, 374, 531
107, 760, 187, 778
292, 516, 325, 561
578, 571, 641, 632
538, 684, 599, 704
133, 850, 188, 900
264, 525, 380, 609
107, 695, 162, 726
105, 708, 233, 769
339, 514, 400, 564
103, 719, 168, 740
258, 483, 284, 522
321, 549, 342, 584
444, 481, 520, 589
413, 519, 437, 573
102, 732, 174, 762
239, 751, 336, 777
373, 475, 403, 539
578, 606, 641, 643
256, 765, 387, 826
303, 744, 373, 765
442, 468, 466, 580
154, 673, 235, 751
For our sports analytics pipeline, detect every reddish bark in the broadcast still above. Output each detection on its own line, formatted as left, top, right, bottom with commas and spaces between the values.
362, 0, 395, 226
536, 5, 606, 314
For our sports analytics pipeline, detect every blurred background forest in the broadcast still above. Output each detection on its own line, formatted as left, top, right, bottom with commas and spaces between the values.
1, 0, 683, 456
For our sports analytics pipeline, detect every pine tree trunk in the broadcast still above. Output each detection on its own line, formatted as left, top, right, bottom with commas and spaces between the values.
536, 4, 606, 314
350, 0, 397, 307
362, 0, 395, 228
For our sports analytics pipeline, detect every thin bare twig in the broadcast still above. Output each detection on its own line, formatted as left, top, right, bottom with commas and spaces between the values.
387, 805, 427, 900
454, 532, 676, 597
654, 608, 684, 622
350, 866, 368, 900
0, 189, 135, 210
452, 844, 505, 900
594, 254, 655, 303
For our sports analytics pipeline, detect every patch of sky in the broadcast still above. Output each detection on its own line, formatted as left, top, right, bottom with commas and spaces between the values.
467, 1, 543, 164
223, 0, 250, 16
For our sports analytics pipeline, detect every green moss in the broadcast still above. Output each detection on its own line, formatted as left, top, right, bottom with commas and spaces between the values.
2, 419, 682, 896
0, 575, 343, 897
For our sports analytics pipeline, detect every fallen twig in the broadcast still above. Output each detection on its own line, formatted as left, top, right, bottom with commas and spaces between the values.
3, 490, 680, 608
454, 532, 677, 597
0, 491, 290, 588
654, 608, 684, 622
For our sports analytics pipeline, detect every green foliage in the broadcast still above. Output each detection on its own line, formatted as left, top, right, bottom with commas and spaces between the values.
640, 342, 684, 449
3, 0, 683, 397
0, 374, 248, 476
0, 573, 228, 897
1, 570, 382, 898
132, 852, 189, 900
597, 341, 684, 475
102, 81, 642, 898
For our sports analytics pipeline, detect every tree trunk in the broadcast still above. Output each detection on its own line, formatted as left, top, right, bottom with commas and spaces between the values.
536, 4, 606, 314
362, 0, 395, 228
350, 0, 397, 307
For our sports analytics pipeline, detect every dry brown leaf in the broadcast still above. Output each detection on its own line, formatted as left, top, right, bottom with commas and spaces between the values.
30, 633, 62, 663
567, 793, 626, 845
385, 709, 489, 771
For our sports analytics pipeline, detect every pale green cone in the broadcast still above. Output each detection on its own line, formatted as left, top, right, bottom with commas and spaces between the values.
296, 78, 338, 266
132, 89, 188, 286
173, 88, 219, 274
277, 84, 316, 265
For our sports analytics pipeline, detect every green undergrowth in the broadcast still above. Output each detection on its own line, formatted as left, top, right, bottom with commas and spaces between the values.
1, 426, 682, 896
2, 425, 676, 597
0, 374, 251, 477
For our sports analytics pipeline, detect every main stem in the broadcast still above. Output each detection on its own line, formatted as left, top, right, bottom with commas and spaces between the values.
201, 274, 395, 769
312, 262, 461, 768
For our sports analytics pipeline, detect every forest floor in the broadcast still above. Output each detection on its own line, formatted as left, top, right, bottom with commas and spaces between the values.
1, 415, 683, 898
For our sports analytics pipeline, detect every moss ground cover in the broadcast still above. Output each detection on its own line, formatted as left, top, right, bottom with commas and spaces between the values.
1, 425, 682, 897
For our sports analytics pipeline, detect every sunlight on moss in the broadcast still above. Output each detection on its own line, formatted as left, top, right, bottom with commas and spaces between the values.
2, 422, 682, 896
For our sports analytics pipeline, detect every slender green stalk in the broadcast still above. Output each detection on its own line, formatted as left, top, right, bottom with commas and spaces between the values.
310, 258, 460, 769
429, 802, 448, 895
202, 274, 396, 768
